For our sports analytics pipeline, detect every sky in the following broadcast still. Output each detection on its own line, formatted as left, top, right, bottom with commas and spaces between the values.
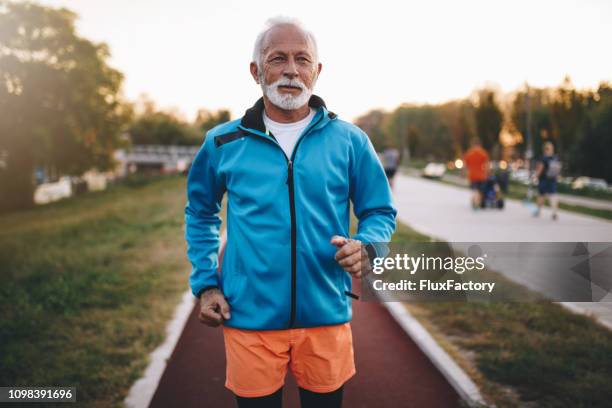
37, 0, 612, 122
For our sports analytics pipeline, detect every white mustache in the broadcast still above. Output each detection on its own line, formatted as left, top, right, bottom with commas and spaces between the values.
270, 78, 307, 92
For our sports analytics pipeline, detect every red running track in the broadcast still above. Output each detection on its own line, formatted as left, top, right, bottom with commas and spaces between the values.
149, 296, 461, 408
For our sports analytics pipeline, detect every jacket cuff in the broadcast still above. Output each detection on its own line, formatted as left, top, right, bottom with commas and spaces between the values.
195, 285, 219, 299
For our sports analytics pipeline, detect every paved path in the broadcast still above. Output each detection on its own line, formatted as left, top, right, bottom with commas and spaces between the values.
393, 174, 612, 329
149, 293, 460, 408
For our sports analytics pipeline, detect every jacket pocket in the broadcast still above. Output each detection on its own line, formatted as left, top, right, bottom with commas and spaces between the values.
223, 242, 292, 328
221, 244, 246, 304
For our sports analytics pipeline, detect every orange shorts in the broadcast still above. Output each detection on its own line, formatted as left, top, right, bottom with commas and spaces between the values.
222, 323, 356, 397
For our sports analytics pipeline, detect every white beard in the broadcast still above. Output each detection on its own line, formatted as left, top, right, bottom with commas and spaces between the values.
261, 76, 316, 110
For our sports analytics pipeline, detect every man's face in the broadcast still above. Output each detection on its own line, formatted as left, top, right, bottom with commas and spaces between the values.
251, 25, 322, 110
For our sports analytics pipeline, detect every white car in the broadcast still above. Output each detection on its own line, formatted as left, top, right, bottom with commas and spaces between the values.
422, 163, 446, 179
571, 177, 608, 190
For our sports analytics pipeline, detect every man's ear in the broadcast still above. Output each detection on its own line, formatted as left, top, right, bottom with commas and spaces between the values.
250, 62, 260, 84
317, 62, 322, 76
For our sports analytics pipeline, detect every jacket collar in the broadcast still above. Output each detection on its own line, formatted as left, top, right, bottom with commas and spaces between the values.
240, 94, 333, 133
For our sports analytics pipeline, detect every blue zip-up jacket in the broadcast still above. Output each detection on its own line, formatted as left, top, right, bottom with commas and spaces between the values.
185, 95, 397, 330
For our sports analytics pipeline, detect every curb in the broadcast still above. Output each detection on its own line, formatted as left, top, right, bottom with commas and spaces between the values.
124, 289, 196, 408
558, 302, 612, 331
379, 293, 488, 407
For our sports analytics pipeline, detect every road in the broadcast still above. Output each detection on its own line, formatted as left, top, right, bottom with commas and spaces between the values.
393, 174, 612, 328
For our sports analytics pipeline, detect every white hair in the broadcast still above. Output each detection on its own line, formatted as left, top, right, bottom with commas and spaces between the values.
252, 16, 319, 70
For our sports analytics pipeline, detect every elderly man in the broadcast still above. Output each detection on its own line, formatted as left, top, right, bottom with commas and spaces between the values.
185, 17, 396, 408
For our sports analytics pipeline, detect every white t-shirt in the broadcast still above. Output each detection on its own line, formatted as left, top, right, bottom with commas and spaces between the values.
263, 108, 316, 159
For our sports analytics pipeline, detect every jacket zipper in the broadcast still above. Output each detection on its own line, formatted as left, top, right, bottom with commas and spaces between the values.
240, 113, 325, 328
286, 159, 297, 327
286, 114, 323, 327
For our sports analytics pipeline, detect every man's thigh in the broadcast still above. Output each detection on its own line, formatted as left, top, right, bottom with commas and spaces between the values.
289, 323, 356, 393
222, 327, 291, 397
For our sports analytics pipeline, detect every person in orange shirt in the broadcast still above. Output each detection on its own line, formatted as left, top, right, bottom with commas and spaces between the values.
463, 138, 490, 209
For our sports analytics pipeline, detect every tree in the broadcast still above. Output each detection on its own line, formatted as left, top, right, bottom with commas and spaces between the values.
568, 83, 612, 182
438, 100, 476, 157
474, 89, 503, 152
128, 97, 200, 146
354, 110, 388, 152
384, 105, 455, 161
0, 1, 130, 212
550, 77, 586, 160
128, 111, 200, 145
195, 108, 231, 135
511, 87, 553, 158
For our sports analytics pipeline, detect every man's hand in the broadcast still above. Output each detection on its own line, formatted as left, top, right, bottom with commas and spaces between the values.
198, 288, 231, 327
331, 235, 370, 279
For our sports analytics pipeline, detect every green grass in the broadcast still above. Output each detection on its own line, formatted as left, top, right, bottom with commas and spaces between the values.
556, 203, 612, 221
505, 187, 612, 221
556, 182, 612, 201
391, 221, 612, 408
0, 174, 200, 407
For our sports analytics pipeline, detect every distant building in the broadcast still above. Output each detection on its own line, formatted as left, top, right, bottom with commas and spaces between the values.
113, 145, 200, 176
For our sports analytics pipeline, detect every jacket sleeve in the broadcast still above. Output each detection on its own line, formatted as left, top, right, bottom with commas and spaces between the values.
185, 134, 226, 298
349, 132, 397, 246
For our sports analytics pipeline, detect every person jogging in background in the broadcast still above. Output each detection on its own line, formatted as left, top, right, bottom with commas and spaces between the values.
463, 138, 489, 209
381, 144, 401, 190
184, 17, 396, 408
534, 141, 561, 220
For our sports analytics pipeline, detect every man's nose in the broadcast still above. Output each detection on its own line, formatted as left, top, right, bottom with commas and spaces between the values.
282, 58, 299, 78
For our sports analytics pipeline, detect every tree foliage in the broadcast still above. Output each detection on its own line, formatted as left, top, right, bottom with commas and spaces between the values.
128, 97, 201, 146
355, 101, 477, 161
474, 90, 503, 152
355, 78, 612, 183
127, 100, 232, 146
353, 110, 388, 152
511, 87, 553, 158
0, 1, 130, 212
196, 108, 231, 135
509, 79, 612, 182
566, 83, 612, 181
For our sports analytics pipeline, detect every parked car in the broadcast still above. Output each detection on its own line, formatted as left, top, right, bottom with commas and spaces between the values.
422, 162, 446, 179
571, 177, 608, 190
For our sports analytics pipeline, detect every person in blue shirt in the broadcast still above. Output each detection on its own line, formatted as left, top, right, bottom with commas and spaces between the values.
184, 17, 397, 408
534, 141, 561, 220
